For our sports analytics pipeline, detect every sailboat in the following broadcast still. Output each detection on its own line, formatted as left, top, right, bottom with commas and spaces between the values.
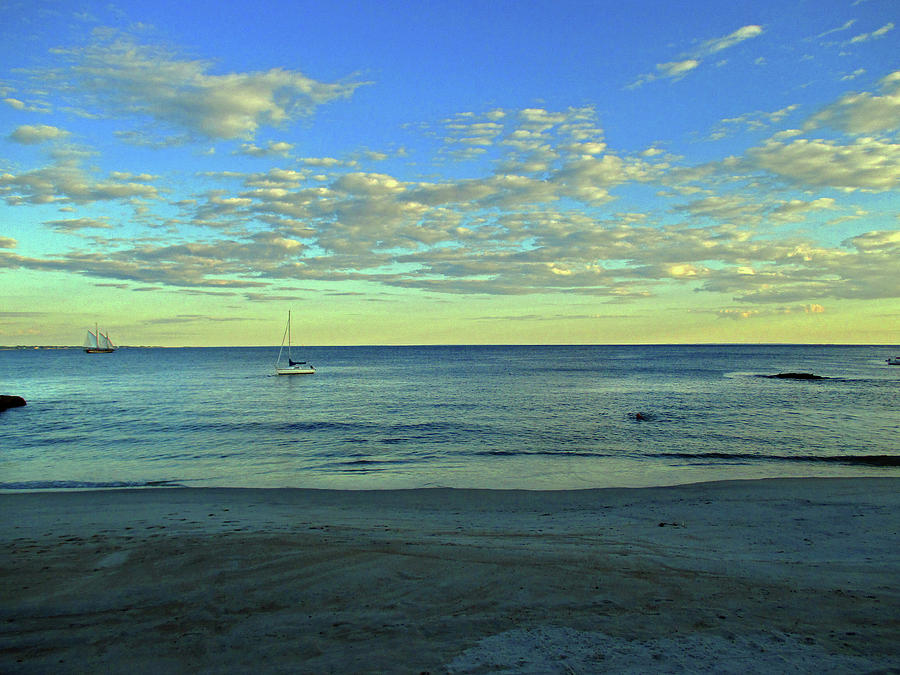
275, 311, 315, 375
84, 323, 116, 353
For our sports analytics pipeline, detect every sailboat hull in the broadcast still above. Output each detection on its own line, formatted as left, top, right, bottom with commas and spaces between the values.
275, 365, 315, 375
85, 348, 116, 353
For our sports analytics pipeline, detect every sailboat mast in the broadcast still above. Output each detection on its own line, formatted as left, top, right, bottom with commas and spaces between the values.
274, 309, 313, 375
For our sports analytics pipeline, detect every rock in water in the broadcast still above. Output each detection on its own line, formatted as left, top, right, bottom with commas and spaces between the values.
0, 395, 27, 411
767, 372, 824, 380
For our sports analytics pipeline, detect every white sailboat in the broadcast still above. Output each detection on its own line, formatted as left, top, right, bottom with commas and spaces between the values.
275, 311, 315, 375
84, 323, 116, 353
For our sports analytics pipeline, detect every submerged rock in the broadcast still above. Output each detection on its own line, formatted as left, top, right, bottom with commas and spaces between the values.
0, 395, 27, 411
766, 372, 825, 380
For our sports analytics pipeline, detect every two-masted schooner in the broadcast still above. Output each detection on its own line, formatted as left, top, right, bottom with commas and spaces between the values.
84, 324, 116, 353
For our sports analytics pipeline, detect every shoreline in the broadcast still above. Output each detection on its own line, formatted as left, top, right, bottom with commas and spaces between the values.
4, 461, 897, 494
3, 477, 898, 673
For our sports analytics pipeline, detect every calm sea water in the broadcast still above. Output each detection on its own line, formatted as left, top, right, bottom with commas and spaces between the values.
1, 345, 898, 491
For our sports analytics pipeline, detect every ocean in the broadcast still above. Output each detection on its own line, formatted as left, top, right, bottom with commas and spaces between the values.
1, 344, 898, 491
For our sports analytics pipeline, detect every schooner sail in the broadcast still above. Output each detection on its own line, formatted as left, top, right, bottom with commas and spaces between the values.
84, 324, 116, 353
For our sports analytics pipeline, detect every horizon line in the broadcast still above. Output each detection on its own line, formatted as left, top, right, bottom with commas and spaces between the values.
3, 342, 899, 349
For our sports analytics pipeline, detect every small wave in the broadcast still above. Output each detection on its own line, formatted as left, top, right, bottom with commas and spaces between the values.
0, 479, 185, 491
479, 449, 615, 458
658, 452, 900, 467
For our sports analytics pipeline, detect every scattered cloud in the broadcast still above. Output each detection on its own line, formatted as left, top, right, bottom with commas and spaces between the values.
0, 310, 44, 317
849, 22, 894, 44
657, 59, 701, 80
235, 141, 294, 157
708, 105, 799, 140
846, 229, 900, 252
769, 198, 836, 223
3, 97, 51, 113
806, 70, 900, 134
816, 19, 856, 39
4, 184, 898, 306
674, 194, 762, 224
0, 157, 159, 205
841, 68, 866, 81
717, 304, 825, 319
44, 217, 114, 232
630, 25, 763, 88
2, 69, 899, 313
44, 29, 367, 142
746, 136, 900, 191
698, 25, 764, 56
298, 156, 352, 168
9, 125, 69, 144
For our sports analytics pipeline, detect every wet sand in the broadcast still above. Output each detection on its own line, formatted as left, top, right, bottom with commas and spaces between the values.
1, 478, 898, 673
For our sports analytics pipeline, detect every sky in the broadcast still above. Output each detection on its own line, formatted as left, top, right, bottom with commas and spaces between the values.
1, 0, 898, 346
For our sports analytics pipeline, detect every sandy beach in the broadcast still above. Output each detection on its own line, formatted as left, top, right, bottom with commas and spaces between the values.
2, 478, 898, 673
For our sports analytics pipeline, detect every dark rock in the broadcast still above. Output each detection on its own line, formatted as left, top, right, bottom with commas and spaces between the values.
766, 372, 825, 380
0, 395, 27, 411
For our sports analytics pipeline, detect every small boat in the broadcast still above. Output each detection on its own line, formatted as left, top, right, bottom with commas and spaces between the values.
275, 310, 315, 375
887, 357, 900, 366
84, 324, 116, 353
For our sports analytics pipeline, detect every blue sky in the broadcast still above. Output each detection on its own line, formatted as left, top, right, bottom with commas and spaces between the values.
1, 0, 898, 345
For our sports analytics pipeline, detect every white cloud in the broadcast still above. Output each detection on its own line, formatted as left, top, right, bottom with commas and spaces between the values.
2, 94, 897, 307
674, 194, 761, 223
657, 59, 700, 79
298, 156, 350, 168
717, 304, 825, 319
816, 20, 856, 39
849, 22, 894, 43
44, 217, 113, 232
807, 70, 900, 134
332, 172, 405, 197
9, 124, 69, 144
845, 229, 900, 252
0, 158, 159, 205
3, 97, 51, 113
699, 25, 764, 56
630, 25, 763, 87
519, 108, 570, 131
747, 136, 900, 191
709, 105, 800, 140
235, 141, 294, 157
841, 68, 866, 81
769, 198, 836, 223
47, 31, 366, 141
